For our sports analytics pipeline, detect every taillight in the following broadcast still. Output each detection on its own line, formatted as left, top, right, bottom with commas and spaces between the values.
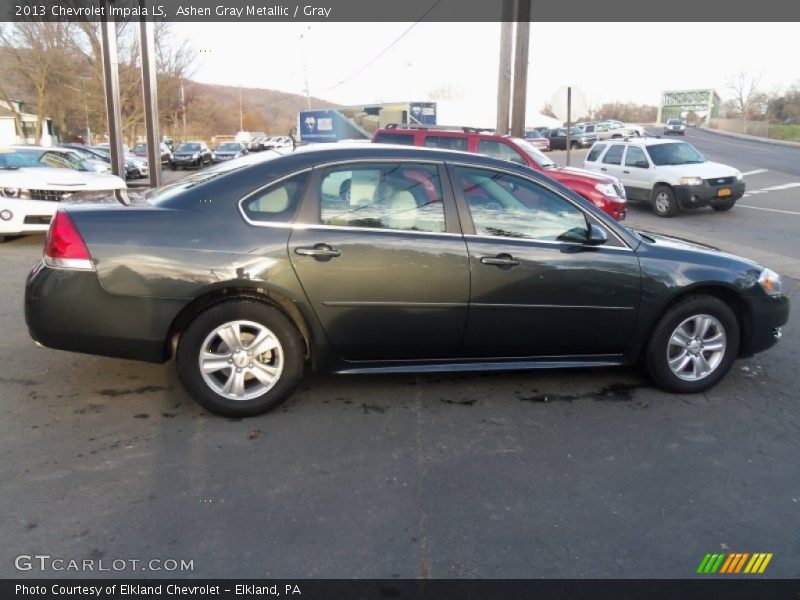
43, 210, 94, 271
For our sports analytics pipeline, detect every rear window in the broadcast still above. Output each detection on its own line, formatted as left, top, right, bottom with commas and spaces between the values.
423, 135, 468, 151
241, 172, 309, 223
373, 132, 415, 146
602, 145, 625, 165
586, 144, 606, 162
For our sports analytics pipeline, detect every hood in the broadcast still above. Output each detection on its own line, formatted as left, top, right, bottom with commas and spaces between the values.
0, 167, 127, 191
559, 165, 617, 184
655, 161, 740, 179
633, 229, 760, 268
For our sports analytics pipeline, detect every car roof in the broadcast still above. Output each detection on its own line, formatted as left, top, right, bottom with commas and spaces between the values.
593, 137, 685, 145
374, 127, 533, 144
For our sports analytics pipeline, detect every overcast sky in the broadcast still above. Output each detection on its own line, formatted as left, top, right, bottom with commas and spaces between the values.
175, 22, 799, 111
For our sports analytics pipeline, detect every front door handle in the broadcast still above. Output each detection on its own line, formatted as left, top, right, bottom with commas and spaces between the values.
295, 244, 342, 259
600, 167, 607, 171
622, 170, 630, 174
480, 254, 520, 268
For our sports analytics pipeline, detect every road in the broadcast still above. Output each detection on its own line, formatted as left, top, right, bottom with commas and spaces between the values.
551, 128, 800, 278
2, 135, 799, 580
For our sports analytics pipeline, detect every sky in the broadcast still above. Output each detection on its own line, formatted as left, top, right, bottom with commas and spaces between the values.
174, 22, 799, 113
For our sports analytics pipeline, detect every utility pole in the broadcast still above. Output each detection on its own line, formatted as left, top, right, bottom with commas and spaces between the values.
180, 81, 187, 140
238, 85, 243, 131
495, 0, 513, 135
510, 0, 530, 137
140, 16, 161, 188
303, 65, 311, 110
100, 13, 125, 187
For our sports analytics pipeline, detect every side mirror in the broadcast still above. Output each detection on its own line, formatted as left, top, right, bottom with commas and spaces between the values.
585, 223, 608, 246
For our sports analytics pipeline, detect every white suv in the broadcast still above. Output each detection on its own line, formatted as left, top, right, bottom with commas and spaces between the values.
583, 138, 744, 217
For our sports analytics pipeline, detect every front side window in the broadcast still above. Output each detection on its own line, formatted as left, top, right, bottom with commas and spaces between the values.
477, 140, 526, 165
241, 172, 309, 223
602, 145, 625, 165
454, 166, 588, 243
624, 146, 648, 168
319, 163, 445, 233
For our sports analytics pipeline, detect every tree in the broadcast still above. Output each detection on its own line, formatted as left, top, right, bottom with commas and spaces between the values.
427, 83, 464, 101
728, 72, 762, 124
540, 103, 556, 118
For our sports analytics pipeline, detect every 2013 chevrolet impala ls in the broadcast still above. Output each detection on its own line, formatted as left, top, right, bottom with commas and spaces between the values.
25, 145, 789, 417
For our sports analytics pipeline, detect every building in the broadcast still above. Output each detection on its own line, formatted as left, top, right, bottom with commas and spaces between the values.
656, 89, 720, 124
0, 100, 55, 146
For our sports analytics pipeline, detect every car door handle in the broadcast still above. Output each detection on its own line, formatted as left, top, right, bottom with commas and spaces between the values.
600, 167, 607, 171
622, 170, 630, 174
295, 244, 341, 259
480, 254, 520, 267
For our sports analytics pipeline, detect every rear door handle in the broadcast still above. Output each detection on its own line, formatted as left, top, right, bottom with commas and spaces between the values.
295, 244, 341, 259
622, 170, 630, 174
480, 254, 520, 268
600, 167, 607, 171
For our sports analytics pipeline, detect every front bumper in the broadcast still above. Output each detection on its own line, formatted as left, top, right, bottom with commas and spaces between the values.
171, 156, 200, 167
674, 181, 745, 208
741, 293, 790, 357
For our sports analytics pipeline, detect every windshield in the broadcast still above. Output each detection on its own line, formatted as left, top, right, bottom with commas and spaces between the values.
510, 138, 558, 168
0, 148, 88, 171
217, 143, 241, 151
177, 143, 201, 152
667, 119, 683, 125
134, 145, 147, 152
646, 142, 706, 166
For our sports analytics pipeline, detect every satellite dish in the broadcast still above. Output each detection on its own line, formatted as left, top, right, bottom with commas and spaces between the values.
551, 86, 588, 122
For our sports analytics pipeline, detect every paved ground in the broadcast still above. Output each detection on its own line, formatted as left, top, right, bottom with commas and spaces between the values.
2, 136, 799, 579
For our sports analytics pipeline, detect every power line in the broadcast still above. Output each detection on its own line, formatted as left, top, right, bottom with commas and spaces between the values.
321, 0, 445, 92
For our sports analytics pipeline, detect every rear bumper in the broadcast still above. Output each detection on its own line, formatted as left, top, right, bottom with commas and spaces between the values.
25, 262, 185, 363
741, 293, 790, 357
674, 182, 745, 208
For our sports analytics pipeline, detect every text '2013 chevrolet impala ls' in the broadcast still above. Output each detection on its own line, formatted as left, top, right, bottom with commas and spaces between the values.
25, 145, 789, 417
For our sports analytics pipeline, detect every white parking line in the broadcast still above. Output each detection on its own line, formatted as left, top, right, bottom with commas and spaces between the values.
758, 183, 800, 191
738, 205, 800, 216
741, 169, 768, 176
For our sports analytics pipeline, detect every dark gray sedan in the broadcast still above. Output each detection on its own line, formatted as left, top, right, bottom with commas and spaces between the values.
25, 145, 789, 417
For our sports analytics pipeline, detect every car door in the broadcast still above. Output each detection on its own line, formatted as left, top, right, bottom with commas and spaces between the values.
620, 145, 653, 201
448, 163, 641, 357
288, 160, 470, 361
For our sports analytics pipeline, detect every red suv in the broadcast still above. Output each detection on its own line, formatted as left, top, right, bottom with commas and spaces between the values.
373, 126, 627, 220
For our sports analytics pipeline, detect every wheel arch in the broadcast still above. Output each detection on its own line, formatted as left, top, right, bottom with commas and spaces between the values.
639, 283, 752, 360
165, 285, 314, 362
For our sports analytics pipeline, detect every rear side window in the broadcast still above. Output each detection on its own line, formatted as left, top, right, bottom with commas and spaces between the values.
602, 145, 625, 165
423, 135, 468, 151
373, 132, 415, 145
241, 172, 309, 223
624, 146, 648, 168
476, 140, 526, 165
586, 144, 606, 162
318, 162, 445, 233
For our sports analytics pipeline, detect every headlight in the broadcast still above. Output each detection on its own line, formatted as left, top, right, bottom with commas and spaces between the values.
192, 153, 200, 159
2, 187, 21, 198
679, 177, 703, 186
595, 182, 621, 198
236, 152, 243, 157
758, 268, 782, 296
735, 171, 743, 181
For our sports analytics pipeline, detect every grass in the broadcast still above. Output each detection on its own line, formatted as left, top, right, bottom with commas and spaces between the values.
768, 124, 800, 141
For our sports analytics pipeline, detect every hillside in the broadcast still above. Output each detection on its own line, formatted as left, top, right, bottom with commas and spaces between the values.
181, 80, 337, 139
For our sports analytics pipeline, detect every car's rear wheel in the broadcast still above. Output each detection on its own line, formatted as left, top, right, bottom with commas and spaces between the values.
712, 199, 736, 211
176, 300, 305, 417
645, 295, 739, 393
652, 185, 679, 217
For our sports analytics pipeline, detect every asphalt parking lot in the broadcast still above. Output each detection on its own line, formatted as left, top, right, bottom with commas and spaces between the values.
3, 131, 799, 579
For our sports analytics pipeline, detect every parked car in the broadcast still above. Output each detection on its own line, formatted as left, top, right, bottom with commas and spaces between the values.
0, 146, 126, 242
133, 142, 172, 164
583, 139, 745, 217
85, 145, 146, 180
664, 119, 687, 135
214, 142, 248, 162
264, 136, 294, 150
373, 126, 626, 221
604, 120, 646, 137
170, 142, 213, 170
523, 129, 551, 151
25, 144, 788, 417
547, 127, 596, 150
580, 122, 614, 140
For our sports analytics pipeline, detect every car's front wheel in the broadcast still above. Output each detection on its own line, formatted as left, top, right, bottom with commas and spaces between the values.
652, 185, 679, 217
176, 300, 305, 417
645, 295, 739, 393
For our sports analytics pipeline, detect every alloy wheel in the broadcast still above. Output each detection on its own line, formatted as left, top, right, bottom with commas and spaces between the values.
666, 314, 727, 381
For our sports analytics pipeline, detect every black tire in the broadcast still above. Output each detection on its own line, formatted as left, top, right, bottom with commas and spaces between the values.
652, 185, 679, 217
570, 141, 579, 150
645, 295, 739, 393
711, 199, 736, 211
176, 300, 306, 417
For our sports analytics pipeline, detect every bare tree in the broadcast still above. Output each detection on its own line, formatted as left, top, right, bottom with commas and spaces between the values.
427, 83, 464, 101
728, 72, 762, 127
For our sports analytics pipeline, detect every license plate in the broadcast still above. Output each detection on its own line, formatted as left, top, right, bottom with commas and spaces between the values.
718, 188, 732, 197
